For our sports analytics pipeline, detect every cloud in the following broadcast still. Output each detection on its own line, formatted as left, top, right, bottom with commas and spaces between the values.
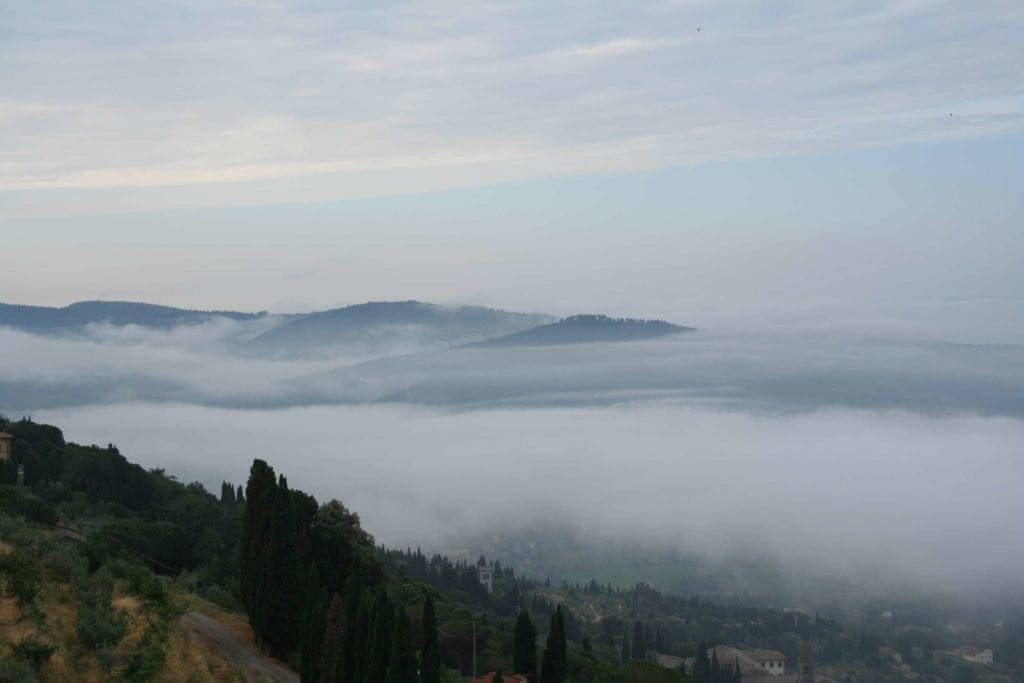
2, 1, 1022, 204
36, 401, 1024, 599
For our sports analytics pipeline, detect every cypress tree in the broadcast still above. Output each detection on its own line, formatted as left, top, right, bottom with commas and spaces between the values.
339, 574, 364, 682
240, 459, 277, 644
513, 609, 537, 679
695, 640, 710, 682
300, 563, 325, 682
366, 591, 394, 683
620, 636, 631, 666
581, 635, 593, 660
320, 594, 346, 683
420, 595, 442, 683
384, 607, 418, 683
540, 605, 567, 683
258, 478, 306, 657
631, 619, 645, 661
237, 484, 245, 503
710, 648, 720, 683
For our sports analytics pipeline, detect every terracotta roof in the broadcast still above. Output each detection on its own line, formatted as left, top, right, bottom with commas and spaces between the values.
0, 432, 13, 439
749, 649, 787, 662
471, 673, 529, 683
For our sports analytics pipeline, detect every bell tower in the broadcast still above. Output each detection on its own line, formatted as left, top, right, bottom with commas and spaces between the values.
798, 642, 815, 683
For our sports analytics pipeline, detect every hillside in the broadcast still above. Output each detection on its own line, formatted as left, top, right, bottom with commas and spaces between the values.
472, 314, 694, 347
245, 300, 553, 357
0, 301, 268, 336
0, 515, 294, 682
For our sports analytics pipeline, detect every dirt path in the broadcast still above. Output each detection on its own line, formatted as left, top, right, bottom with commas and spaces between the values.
182, 612, 298, 683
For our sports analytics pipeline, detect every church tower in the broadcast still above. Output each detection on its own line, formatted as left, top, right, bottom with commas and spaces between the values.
798, 642, 815, 683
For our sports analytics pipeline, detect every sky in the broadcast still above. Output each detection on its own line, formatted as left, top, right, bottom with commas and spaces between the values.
2, 0, 1024, 317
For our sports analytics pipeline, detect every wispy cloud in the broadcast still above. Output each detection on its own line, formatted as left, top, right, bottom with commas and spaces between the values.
1, 1, 1022, 201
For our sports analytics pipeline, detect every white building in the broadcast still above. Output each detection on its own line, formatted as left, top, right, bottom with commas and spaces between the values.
749, 649, 788, 676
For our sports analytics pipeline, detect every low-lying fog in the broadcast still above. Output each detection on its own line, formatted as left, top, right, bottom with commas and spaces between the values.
5, 297, 1023, 603
39, 401, 1024, 601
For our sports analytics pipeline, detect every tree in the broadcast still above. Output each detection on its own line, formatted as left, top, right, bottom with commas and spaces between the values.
694, 641, 710, 682
299, 563, 326, 682
540, 606, 567, 683
319, 593, 346, 682
513, 609, 537, 679
366, 591, 395, 683
420, 594, 442, 683
631, 619, 645, 661
492, 671, 503, 683
621, 636, 631, 666
384, 607, 418, 683
581, 635, 593, 660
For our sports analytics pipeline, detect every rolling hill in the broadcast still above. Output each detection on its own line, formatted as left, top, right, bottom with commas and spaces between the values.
244, 300, 553, 357
471, 314, 695, 347
0, 301, 268, 336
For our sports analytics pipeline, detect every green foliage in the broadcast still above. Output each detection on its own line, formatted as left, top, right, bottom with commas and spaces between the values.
0, 547, 41, 607
318, 593, 346, 682
632, 620, 645, 662
541, 605, 568, 683
11, 636, 56, 671
385, 606, 418, 683
513, 609, 537, 679
74, 571, 127, 651
0, 658, 37, 683
120, 618, 169, 683
421, 594, 442, 683
0, 486, 57, 525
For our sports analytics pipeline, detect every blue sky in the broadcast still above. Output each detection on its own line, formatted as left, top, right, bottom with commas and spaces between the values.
1, 1, 1022, 319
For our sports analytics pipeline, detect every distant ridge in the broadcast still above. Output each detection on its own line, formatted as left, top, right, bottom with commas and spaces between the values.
245, 300, 553, 356
0, 300, 267, 335
471, 314, 695, 347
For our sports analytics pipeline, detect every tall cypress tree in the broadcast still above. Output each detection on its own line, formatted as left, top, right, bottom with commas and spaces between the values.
420, 595, 442, 683
631, 619, 645, 661
513, 609, 537, 680
258, 477, 306, 657
340, 575, 365, 683
540, 605, 567, 683
695, 641, 710, 683
319, 593, 346, 683
366, 591, 395, 683
240, 459, 277, 625
300, 563, 325, 683
384, 607, 418, 683
620, 636, 631, 666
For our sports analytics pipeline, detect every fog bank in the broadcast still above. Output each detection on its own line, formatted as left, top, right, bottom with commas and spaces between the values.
39, 402, 1024, 599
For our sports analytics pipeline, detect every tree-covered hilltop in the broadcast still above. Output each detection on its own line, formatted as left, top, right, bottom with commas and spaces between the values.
471, 314, 694, 347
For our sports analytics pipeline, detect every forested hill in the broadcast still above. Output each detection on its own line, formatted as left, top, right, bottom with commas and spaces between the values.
472, 314, 695, 347
244, 300, 553, 355
0, 300, 268, 335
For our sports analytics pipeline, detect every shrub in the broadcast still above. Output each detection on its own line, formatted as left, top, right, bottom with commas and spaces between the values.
11, 636, 56, 671
0, 549, 41, 607
0, 658, 37, 683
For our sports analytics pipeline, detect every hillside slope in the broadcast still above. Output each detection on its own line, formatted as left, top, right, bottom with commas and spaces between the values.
246, 300, 553, 357
0, 301, 268, 336
472, 314, 694, 347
